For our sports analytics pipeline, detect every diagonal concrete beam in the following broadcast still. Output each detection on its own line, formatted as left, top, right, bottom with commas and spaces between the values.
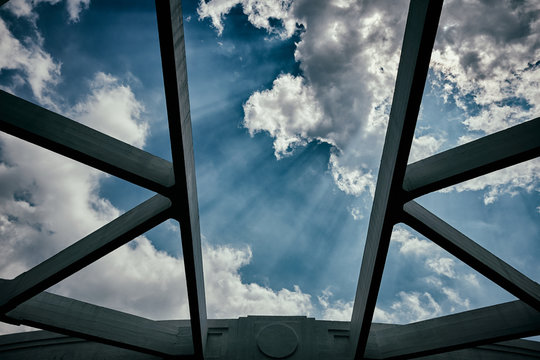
3, 291, 194, 358
0, 90, 174, 195
0, 195, 172, 314
368, 300, 540, 359
402, 201, 540, 312
403, 117, 540, 200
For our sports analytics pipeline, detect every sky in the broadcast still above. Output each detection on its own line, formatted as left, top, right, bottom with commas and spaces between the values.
0, 0, 539, 336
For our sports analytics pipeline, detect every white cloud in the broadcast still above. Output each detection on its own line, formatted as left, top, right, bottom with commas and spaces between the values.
0, 68, 167, 330
243, 73, 330, 159
374, 286, 471, 324
372, 306, 394, 323
462, 273, 479, 288
441, 286, 469, 311
391, 227, 437, 257
66, 0, 90, 22
204, 243, 313, 317
442, 160, 540, 205
391, 291, 442, 323
374, 291, 442, 324
198, 0, 297, 39
2, 0, 537, 335
3, 0, 43, 19
318, 288, 352, 321
0, 17, 61, 108
54, 236, 191, 320
432, 1, 540, 127
329, 151, 374, 197
426, 257, 456, 278
349, 206, 363, 221
0, 136, 111, 278
0, 322, 35, 334
409, 134, 444, 163
70, 72, 148, 148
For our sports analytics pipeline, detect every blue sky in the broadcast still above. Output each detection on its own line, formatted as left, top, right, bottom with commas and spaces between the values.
0, 0, 539, 334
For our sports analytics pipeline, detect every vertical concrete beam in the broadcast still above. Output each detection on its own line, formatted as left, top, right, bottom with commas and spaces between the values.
154, 1, 207, 357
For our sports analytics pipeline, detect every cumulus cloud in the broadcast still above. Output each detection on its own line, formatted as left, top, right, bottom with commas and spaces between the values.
0, 17, 61, 108
0, 144, 475, 331
390, 291, 442, 323
0, 68, 163, 333
432, 0, 540, 127
0, 132, 473, 333
328, 151, 375, 197
408, 134, 445, 163
66, 0, 90, 22
349, 206, 363, 221
441, 286, 469, 311
70, 72, 148, 148
243, 73, 330, 159
198, 0, 297, 39
441, 160, 540, 205
3, 0, 56, 19
372, 288, 470, 324
373, 291, 442, 324
426, 257, 456, 278
318, 288, 352, 321
2, 0, 537, 335
391, 227, 437, 257
0, 121, 324, 325
204, 243, 313, 317
54, 236, 191, 320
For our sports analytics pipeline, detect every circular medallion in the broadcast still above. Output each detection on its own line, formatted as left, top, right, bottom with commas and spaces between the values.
256, 323, 298, 358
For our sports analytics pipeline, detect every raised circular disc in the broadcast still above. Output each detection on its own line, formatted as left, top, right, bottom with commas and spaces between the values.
256, 323, 298, 358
